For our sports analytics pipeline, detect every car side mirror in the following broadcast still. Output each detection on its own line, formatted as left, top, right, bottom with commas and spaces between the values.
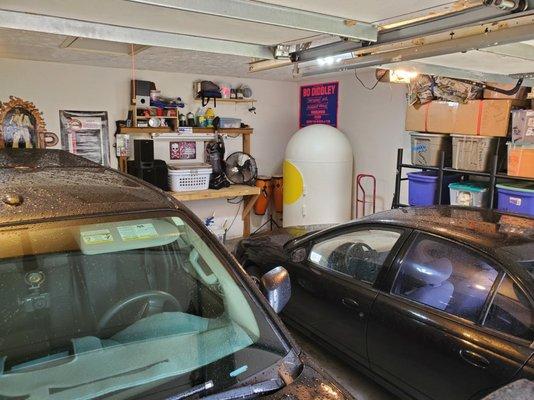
261, 266, 291, 314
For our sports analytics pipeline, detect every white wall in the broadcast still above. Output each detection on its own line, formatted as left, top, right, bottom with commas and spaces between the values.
0, 58, 299, 237
302, 70, 411, 215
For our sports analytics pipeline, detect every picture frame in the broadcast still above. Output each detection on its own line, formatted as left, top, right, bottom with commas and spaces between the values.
0, 96, 58, 149
60, 110, 110, 166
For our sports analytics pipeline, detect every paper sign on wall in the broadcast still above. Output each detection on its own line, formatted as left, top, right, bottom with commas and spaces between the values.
299, 82, 339, 128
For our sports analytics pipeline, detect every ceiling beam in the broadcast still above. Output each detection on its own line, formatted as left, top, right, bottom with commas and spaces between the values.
0, 9, 274, 59
383, 61, 534, 86
293, 5, 520, 62
301, 15, 534, 76
127, 0, 378, 42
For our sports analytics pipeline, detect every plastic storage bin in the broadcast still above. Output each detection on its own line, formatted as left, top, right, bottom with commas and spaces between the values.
452, 135, 505, 172
410, 133, 451, 167
497, 182, 534, 217
407, 171, 461, 206
507, 142, 534, 178
168, 163, 212, 192
448, 181, 489, 208
219, 117, 241, 129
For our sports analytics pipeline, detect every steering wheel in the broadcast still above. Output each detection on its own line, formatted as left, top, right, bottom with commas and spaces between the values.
97, 290, 181, 334
343, 242, 378, 279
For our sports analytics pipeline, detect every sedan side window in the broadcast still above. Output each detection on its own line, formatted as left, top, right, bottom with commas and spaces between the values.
484, 275, 534, 341
392, 234, 498, 321
308, 229, 402, 284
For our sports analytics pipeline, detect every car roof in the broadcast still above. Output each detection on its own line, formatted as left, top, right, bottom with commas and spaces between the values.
0, 149, 178, 226
359, 206, 534, 250
286, 206, 533, 279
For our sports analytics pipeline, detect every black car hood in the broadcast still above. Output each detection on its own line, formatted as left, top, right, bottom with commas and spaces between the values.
264, 363, 353, 399
237, 226, 330, 259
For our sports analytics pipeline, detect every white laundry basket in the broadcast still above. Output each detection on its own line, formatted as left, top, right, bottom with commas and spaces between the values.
168, 163, 212, 192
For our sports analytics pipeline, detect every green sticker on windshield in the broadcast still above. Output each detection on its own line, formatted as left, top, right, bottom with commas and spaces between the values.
117, 223, 158, 241
81, 229, 113, 245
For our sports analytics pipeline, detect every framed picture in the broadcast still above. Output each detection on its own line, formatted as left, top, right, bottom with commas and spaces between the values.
60, 110, 110, 166
170, 141, 197, 160
0, 96, 58, 149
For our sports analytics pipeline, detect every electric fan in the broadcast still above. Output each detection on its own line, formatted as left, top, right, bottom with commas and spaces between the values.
225, 152, 258, 185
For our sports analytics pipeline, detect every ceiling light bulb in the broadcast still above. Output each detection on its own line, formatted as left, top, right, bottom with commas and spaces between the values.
390, 69, 418, 83
325, 56, 334, 65
316, 57, 325, 66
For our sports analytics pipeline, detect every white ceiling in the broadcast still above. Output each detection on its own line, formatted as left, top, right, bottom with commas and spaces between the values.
256, 0, 476, 23
0, 0, 531, 81
0, 0, 479, 46
417, 45, 534, 76
0, 28, 294, 80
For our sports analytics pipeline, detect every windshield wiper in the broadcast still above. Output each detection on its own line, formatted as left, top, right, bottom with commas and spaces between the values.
166, 380, 214, 400
201, 378, 283, 400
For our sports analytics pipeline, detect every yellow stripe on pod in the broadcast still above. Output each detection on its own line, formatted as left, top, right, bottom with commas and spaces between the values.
283, 160, 303, 205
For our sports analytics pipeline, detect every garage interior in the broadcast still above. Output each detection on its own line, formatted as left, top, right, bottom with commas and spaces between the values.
0, 1, 533, 399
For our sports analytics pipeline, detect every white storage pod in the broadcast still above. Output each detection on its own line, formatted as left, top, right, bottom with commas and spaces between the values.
283, 125, 353, 227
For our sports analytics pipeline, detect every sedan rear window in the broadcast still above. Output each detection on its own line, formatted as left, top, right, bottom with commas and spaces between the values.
392, 234, 498, 321
484, 275, 534, 342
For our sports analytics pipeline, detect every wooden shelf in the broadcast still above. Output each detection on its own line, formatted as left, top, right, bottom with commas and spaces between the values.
119, 127, 253, 136
135, 116, 178, 119
119, 127, 172, 134
194, 98, 256, 104
191, 128, 253, 135
168, 184, 260, 202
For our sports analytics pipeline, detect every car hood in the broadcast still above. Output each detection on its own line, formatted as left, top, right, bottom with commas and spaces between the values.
236, 225, 331, 257
264, 363, 353, 399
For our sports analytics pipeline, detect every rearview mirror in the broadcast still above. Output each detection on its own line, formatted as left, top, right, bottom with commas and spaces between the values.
261, 266, 291, 313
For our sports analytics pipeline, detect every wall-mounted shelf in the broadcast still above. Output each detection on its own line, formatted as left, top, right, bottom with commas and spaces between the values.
119, 127, 173, 134
117, 125, 256, 236
118, 127, 253, 136
191, 128, 253, 135
169, 184, 260, 202
194, 98, 256, 104
129, 105, 178, 129
135, 116, 178, 120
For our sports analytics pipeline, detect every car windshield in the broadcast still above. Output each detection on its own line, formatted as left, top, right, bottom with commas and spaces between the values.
0, 212, 289, 399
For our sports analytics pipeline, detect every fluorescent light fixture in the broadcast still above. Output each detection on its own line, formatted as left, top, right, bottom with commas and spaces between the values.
317, 52, 353, 67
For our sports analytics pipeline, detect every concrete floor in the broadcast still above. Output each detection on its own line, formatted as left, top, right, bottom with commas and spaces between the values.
289, 328, 397, 400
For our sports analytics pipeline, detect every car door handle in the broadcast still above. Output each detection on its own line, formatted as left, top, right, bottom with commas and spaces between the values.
459, 349, 490, 369
341, 298, 360, 309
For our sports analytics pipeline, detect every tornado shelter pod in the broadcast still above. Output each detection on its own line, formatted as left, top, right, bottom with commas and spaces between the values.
283, 125, 353, 227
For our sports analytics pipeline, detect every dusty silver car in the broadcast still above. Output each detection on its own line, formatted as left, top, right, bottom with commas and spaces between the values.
0, 149, 352, 400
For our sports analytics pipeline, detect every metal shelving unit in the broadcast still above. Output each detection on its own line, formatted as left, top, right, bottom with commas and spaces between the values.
392, 148, 534, 210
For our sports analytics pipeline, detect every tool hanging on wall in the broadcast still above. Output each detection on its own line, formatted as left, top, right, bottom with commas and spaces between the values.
248, 105, 257, 114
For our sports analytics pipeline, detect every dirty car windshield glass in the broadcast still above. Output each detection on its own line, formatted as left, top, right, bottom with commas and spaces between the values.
0, 213, 288, 399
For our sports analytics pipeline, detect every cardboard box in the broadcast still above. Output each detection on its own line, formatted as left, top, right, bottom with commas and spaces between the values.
507, 143, 534, 178
511, 109, 534, 144
484, 82, 529, 100
406, 100, 528, 137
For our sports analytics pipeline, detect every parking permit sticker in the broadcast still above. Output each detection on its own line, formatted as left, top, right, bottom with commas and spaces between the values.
117, 223, 158, 241
81, 229, 113, 245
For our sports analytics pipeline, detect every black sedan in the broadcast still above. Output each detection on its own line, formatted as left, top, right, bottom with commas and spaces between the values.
235, 207, 534, 400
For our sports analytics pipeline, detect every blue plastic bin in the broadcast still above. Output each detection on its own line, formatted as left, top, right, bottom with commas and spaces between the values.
496, 182, 534, 217
408, 171, 461, 206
